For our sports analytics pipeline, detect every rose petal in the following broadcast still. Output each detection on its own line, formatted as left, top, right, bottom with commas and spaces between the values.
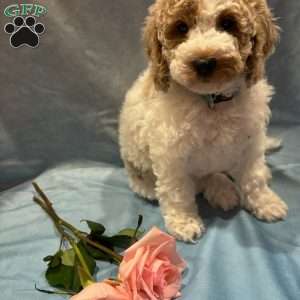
149, 260, 181, 299
124, 227, 174, 256
119, 246, 150, 280
117, 228, 186, 300
150, 240, 186, 272
70, 282, 129, 300
124, 227, 186, 272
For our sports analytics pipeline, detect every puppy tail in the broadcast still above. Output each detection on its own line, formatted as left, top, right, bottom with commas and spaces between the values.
265, 136, 282, 154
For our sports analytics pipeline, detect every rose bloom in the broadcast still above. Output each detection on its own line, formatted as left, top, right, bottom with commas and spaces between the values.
70, 281, 129, 300
70, 227, 186, 300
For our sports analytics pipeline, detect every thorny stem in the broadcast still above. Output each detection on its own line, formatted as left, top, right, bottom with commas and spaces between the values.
33, 196, 65, 238
70, 239, 94, 283
32, 182, 123, 264
33, 195, 94, 278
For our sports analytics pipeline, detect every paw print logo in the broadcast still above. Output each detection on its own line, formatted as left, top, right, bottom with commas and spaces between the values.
4, 16, 45, 48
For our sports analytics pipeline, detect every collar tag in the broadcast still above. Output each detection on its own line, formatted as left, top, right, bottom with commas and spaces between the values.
203, 94, 217, 109
202, 90, 239, 109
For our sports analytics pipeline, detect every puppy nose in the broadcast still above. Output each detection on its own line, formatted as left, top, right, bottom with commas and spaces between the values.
192, 58, 217, 77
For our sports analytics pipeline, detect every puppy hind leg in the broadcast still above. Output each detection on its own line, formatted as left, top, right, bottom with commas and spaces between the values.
124, 160, 157, 201
200, 173, 240, 211
238, 158, 288, 222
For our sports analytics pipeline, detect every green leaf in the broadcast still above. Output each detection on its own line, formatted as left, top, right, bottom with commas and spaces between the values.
88, 234, 115, 250
76, 265, 95, 288
49, 251, 63, 268
83, 242, 113, 261
61, 248, 76, 267
88, 234, 114, 247
83, 220, 105, 236
46, 263, 81, 292
87, 234, 137, 254
117, 228, 143, 238
45, 250, 81, 292
76, 241, 96, 274
110, 216, 144, 249
45, 245, 96, 293
71, 255, 82, 293
117, 215, 144, 240
43, 255, 53, 262
109, 235, 133, 249
83, 217, 145, 259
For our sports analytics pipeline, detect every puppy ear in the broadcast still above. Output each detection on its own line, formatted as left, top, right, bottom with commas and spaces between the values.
246, 1, 279, 85
143, 5, 170, 91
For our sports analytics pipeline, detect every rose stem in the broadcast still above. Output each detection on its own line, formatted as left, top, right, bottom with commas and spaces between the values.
32, 182, 123, 264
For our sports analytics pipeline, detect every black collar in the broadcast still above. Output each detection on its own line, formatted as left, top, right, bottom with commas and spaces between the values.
202, 91, 238, 109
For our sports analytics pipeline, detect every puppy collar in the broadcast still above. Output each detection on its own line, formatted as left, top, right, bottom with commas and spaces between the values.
202, 90, 239, 109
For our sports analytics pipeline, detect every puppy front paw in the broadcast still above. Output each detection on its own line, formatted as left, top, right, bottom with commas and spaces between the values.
204, 173, 240, 211
246, 188, 288, 222
164, 213, 205, 243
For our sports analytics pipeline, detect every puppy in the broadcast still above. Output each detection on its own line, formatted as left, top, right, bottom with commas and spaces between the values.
119, 0, 288, 242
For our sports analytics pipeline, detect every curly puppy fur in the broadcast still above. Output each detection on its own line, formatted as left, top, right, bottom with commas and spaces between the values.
119, 0, 288, 242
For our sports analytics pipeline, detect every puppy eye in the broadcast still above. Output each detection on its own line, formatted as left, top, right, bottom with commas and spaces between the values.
218, 16, 238, 33
166, 20, 190, 41
175, 21, 189, 35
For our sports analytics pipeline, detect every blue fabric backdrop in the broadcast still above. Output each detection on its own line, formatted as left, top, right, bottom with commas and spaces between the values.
0, 0, 299, 189
0, 1, 299, 299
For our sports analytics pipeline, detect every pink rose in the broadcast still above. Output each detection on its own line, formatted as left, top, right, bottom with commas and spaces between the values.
70, 227, 186, 300
119, 227, 186, 300
70, 281, 130, 300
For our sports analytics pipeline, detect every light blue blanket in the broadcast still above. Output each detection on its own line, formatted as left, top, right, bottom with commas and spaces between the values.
0, 0, 300, 299
1, 125, 300, 299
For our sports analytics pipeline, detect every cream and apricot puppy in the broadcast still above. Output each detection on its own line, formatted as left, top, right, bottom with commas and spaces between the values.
119, 0, 288, 242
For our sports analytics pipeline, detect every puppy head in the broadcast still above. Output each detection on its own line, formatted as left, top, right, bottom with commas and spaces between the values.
143, 0, 279, 94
